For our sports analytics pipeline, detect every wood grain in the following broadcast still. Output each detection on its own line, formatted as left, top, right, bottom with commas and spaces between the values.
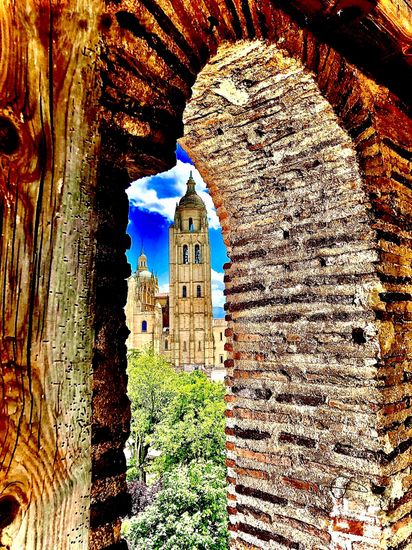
0, 1, 103, 548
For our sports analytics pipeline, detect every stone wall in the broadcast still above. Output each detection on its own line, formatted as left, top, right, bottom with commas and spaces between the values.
90, 161, 131, 549
97, 0, 412, 546
182, 40, 384, 549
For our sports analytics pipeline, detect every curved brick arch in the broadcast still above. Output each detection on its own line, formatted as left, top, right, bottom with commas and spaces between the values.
181, 40, 385, 549
94, 3, 412, 549
101, 0, 409, 182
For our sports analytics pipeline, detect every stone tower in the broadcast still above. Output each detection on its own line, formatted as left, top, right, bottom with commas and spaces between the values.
125, 249, 162, 352
169, 172, 214, 369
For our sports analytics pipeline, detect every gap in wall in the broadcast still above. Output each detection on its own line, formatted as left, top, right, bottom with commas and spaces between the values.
121, 143, 230, 548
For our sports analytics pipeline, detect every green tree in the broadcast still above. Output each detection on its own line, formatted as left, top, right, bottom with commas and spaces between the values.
151, 371, 226, 474
127, 348, 178, 481
125, 460, 229, 550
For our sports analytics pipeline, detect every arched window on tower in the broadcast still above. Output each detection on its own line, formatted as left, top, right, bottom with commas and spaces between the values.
142, 320, 147, 332
196, 285, 201, 298
182, 285, 187, 298
183, 244, 189, 264
165, 339, 168, 350
189, 217, 194, 231
195, 244, 201, 264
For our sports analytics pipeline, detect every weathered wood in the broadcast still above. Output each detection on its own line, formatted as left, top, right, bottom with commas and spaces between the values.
0, 2, 102, 548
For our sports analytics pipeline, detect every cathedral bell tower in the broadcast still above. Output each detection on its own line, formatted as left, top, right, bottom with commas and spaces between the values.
169, 172, 214, 370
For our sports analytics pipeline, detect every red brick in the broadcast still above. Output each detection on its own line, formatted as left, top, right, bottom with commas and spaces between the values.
235, 446, 291, 467
333, 517, 365, 536
235, 466, 269, 480
382, 400, 408, 415
281, 476, 320, 494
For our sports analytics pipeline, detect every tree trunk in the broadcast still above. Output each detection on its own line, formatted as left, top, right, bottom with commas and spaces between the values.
0, 2, 102, 548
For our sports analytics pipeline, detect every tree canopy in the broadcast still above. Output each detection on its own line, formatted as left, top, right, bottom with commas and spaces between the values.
127, 348, 178, 481
125, 349, 228, 549
151, 370, 226, 473
125, 461, 229, 550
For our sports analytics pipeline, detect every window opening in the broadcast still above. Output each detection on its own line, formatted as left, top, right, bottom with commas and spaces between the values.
195, 244, 201, 264
124, 144, 230, 547
183, 244, 189, 264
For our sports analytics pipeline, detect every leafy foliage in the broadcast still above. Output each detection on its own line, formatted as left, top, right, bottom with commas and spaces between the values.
125, 351, 228, 548
151, 371, 226, 474
128, 479, 162, 516
126, 461, 229, 550
127, 348, 178, 481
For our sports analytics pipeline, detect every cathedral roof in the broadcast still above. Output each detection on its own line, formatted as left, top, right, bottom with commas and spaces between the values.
138, 270, 152, 279
178, 171, 205, 209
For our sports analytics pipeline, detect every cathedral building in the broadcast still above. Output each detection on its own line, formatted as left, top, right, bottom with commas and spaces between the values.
125, 250, 162, 353
125, 172, 227, 375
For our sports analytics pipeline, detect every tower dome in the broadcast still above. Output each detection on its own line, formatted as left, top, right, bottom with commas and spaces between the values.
137, 249, 152, 278
178, 171, 205, 209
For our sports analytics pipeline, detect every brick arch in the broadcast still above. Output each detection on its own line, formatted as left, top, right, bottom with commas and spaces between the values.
101, 0, 409, 181
180, 39, 399, 549
94, 3, 412, 549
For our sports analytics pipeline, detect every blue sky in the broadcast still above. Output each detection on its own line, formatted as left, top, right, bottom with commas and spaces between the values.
126, 145, 228, 315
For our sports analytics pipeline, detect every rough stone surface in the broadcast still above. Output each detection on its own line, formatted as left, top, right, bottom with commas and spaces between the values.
90, 162, 131, 549
182, 41, 384, 550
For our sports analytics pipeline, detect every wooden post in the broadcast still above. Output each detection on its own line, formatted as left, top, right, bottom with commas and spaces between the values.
0, 1, 102, 548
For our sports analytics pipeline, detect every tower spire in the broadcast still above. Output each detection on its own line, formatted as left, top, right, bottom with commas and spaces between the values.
169, 170, 214, 370
186, 171, 196, 194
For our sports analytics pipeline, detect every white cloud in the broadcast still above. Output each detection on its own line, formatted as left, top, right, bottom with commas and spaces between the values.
127, 160, 220, 230
211, 269, 226, 308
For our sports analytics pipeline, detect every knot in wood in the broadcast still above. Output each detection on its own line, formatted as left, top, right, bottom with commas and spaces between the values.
0, 116, 20, 156
0, 495, 20, 529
